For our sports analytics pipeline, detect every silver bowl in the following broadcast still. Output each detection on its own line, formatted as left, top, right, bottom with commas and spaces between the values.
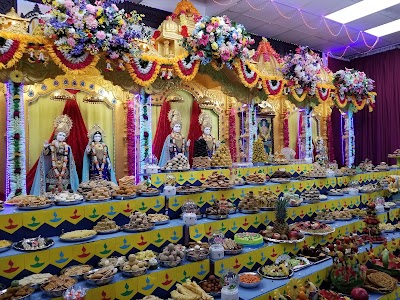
186, 248, 209, 261
83, 268, 117, 286
0, 241, 12, 253
61, 265, 93, 280
40, 278, 77, 298
158, 260, 182, 268
120, 266, 147, 277
239, 272, 262, 288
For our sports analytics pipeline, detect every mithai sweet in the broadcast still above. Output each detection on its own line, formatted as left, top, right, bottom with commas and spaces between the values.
359, 159, 374, 172
162, 153, 190, 171
211, 144, 232, 167
206, 201, 230, 216
252, 138, 268, 164
193, 139, 209, 157
203, 172, 231, 188
234, 232, 263, 246
258, 190, 278, 209
222, 238, 242, 252
147, 214, 169, 223
41, 275, 76, 293
121, 254, 148, 272
78, 179, 116, 200
238, 191, 259, 211
192, 156, 211, 169
158, 243, 185, 267
114, 176, 137, 196
171, 280, 213, 300
123, 211, 154, 231
315, 210, 335, 222
301, 187, 320, 204
290, 221, 334, 235
0, 286, 34, 300
17, 273, 53, 286
230, 174, 245, 185
63, 265, 92, 277
246, 173, 267, 184
15, 195, 52, 207
271, 170, 291, 179
53, 191, 83, 202
199, 275, 222, 294
93, 217, 119, 232
60, 229, 97, 240
306, 163, 327, 177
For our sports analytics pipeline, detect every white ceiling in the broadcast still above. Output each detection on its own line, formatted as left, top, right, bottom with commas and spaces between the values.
139, 0, 400, 58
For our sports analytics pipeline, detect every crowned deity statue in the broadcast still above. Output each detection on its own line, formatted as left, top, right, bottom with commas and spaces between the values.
258, 118, 272, 154
198, 111, 219, 157
159, 109, 191, 167
82, 124, 116, 183
31, 115, 79, 195
315, 136, 328, 167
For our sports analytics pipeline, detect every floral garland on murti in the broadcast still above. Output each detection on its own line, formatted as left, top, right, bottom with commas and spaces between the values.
46, 44, 99, 74
234, 59, 259, 88
334, 91, 348, 109
316, 87, 331, 102
173, 54, 200, 81
139, 89, 151, 175
352, 97, 366, 111
126, 58, 160, 86
6, 70, 26, 199
0, 37, 27, 70
229, 107, 237, 162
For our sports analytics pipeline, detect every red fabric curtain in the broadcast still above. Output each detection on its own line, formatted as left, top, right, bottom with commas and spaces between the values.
187, 100, 203, 165
152, 100, 171, 160
351, 49, 400, 164
26, 92, 88, 193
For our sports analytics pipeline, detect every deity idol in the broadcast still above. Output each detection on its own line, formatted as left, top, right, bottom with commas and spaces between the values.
82, 124, 116, 183
258, 118, 272, 154
198, 111, 219, 157
315, 136, 328, 167
31, 115, 79, 195
159, 109, 190, 167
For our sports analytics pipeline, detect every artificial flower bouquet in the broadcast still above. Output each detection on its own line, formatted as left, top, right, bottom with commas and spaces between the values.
333, 68, 374, 99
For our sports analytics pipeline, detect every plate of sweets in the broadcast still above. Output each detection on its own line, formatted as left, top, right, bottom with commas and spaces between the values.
203, 172, 232, 190
0, 285, 35, 300
13, 236, 54, 251
93, 217, 120, 234
275, 254, 311, 271
53, 191, 84, 205
297, 245, 330, 264
147, 213, 170, 225
222, 238, 243, 255
137, 186, 160, 197
15, 195, 53, 210
0, 240, 12, 253
60, 230, 97, 242
290, 221, 335, 236
122, 211, 155, 232
257, 262, 294, 279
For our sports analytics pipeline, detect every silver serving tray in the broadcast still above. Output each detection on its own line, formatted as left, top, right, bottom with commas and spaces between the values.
246, 181, 266, 186
154, 219, 170, 226
239, 209, 260, 214
0, 241, 12, 253
60, 234, 96, 243
95, 228, 120, 235
13, 238, 54, 251
263, 236, 305, 244
260, 207, 275, 211
224, 246, 243, 255
113, 194, 136, 200
176, 188, 205, 195
0, 287, 34, 299
315, 219, 335, 224
137, 191, 160, 197
270, 179, 291, 184
206, 214, 228, 220
85, 198, 111, 202
17, 203, 53, 210
205, 186, 233, 191
55, 199, 83, 206
257, 267, 294, 279
122, 224, 155, 233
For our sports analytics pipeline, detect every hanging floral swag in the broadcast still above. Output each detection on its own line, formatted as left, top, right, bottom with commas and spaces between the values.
174, 54, 200, 81
0, 37, 27, 69
234, 60, 259, 88
126, 58, 160, 86
6, 70, 26, 199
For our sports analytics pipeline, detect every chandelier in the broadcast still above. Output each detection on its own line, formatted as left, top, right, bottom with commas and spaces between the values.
50, 90, 75, 101
83, 93, 107, 104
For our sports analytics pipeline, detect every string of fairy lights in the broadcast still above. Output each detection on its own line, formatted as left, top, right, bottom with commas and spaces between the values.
210, 0, 380, 58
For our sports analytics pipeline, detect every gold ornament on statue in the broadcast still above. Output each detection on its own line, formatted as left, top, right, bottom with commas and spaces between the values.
166, 92, 184, 103
9, 70, 24, 83
50, 90, 75, 101
198, 112, 212, 131
83, 93, 107, 104
88, 124, 106, 139
168, 109, 183, 128
54, 115, 73, 137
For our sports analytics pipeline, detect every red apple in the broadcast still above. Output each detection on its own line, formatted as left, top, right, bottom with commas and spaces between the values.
351, 287, 369, 300
288, 230, 298, 240
272, 233, 281, 240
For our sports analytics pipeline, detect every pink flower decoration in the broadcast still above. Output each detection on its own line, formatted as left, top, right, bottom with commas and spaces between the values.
86, 4, 97, 14
67, 37, 76, 47
85, 14, 98, 29
64, 0, 74, 9
109, 52, 119, 59
206, 25, 213, 33
96, 30, 106, 40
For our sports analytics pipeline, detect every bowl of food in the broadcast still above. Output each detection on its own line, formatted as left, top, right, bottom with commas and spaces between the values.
61, 264, 93, 280
239, 272, 262, 288
40, 275, 76, 297
83, 267, 117, 286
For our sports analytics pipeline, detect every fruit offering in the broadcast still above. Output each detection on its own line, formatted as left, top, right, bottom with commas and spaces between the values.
290, 221, 334, 235
325, 235, 364, 256
203, 172, 232, 189
298, 245, 328, 263
246, 173, 267, 184
123, 211, 154, 231
258, 262, 291, 278
210, 144, 232, 167
171, 280, 213, 300
158, 243, 185, 267
252, 138, 268, 164
258, 190, 278, 209
162, 153, 190, 171
93, 217, 119, 233
199, 275, 222, 295
260, 197, 304, 243
362, 202, 381, 236
238, 191, 260, 212
301, 187, 320, 204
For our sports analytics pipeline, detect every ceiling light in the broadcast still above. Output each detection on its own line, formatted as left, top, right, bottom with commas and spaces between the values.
365, 19, 400, 36
325, 0, 400, 24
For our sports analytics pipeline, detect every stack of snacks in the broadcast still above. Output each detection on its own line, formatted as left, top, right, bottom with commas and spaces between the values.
78, 179, 116, 201
162, 153, 190, 171
16, 196, 52, 208
211, 144, 232, 167
258, 190, 278, 210
192, 157, 211, 169
123, 212, 154, 232
252, 138, 268, 164
359, 159, 374, 172
158, 243, 185, 267
230, 174, 245, 186
113, 176, 137, 197
273, 152, 288, 164
301, 187, 320, 204
238, 191, 259, 212
120, 254, 148, 276
193, 139, 211, 169
203, 172, 232, 189
93, 217, 120, 233
206, 201, 230, 217
246, 173, 267, 184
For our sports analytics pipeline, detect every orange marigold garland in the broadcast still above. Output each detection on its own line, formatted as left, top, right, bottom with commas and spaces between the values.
0, 38, 26, 69
174, 55, 200, 81
126, 58, 161, 86
234, 59, 259, 88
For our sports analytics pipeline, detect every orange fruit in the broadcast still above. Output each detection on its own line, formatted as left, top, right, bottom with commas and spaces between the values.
298, 291, 307, 300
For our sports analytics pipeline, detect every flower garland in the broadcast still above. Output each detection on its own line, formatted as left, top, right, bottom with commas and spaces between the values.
229, 107, 237, 162
316, 87, 331, 102
50, 141, 69, 188
283, 113, 289, 147
327, 115, 335, 161
334, 91, 348, 109
90, 142, 107, 171
42, 0, 151, 60
346, 111, 355, 167
248, 103, 257, 162
139, 89, 152, 175
126, 99, 137, 178
304, 107, 313, 162
333, 68, 374, 98
46, 44, 99, 74
126, 58, 160, 86
234, 59, 259, 88
6, 70, 26, 199
290, 88, 307, 102
263, 78, 284, 97
174, 54, 200, 81
281, 46, 323, 96
0, 37, 27, 69
182, 15, 255, 68
353, 97, 366, 111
